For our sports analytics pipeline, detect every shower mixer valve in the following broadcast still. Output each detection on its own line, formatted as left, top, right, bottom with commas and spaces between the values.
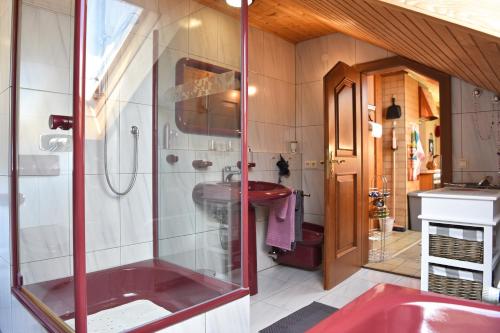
48, 115, 73, 130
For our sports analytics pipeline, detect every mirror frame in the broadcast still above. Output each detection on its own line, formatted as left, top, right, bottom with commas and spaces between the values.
175, 58, 241, 137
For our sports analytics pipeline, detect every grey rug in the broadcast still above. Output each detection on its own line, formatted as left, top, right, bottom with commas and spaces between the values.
260, 302, 338, 333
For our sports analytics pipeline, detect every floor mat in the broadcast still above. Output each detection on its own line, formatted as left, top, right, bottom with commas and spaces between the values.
260, 302, 338, 333
65, 300, 171, 333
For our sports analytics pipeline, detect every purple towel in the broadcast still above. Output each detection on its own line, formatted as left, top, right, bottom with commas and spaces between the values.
266, 193, 296, 250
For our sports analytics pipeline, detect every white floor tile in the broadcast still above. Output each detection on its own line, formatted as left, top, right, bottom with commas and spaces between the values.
352, 268, 401, 285
259, 265, 318, 286
252, 266, 321, 304
263, 279, 328, 312
250, 301, 291, 333
316, 293, 352, 309
326, 277, 377, 300
251, 274, 290, 303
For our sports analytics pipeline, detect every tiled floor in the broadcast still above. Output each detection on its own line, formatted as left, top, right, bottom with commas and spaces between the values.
250, 265, 420, 332
365, 230, 421, 278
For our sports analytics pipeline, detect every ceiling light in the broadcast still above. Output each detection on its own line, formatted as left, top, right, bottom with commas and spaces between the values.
226, 0, 253, 8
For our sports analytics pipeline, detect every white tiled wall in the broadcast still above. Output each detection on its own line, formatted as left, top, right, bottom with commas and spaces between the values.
0, 0, 12, 95
157, 296, 249, 333
0, 257, 12, 333
247, 26, 299, 272
19, 3, 72, 94
296, 33, 392, 225
451, 78, 500, 184
155, 1, 244, 280
248, 27, 296, 154
156, 2, 300, 276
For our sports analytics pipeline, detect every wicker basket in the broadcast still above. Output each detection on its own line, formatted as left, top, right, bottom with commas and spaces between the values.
429, 228, 483, 264
429, 272, 483, 301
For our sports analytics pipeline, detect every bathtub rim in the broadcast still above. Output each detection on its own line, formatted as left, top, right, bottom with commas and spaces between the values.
24, 258, 243, 319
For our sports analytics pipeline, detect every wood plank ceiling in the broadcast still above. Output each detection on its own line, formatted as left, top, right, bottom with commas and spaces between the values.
197, 0, 500, 93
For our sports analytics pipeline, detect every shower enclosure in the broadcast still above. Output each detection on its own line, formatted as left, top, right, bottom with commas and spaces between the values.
10, 0, 249, 332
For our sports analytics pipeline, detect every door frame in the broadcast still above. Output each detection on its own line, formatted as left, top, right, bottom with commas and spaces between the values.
354, 56, 452, 265
323, 62, 364, 289
323, 56, 452, 269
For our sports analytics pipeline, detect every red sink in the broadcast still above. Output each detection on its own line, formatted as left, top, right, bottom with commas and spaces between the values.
192, 181, 291, 205
192, 180, 292, 295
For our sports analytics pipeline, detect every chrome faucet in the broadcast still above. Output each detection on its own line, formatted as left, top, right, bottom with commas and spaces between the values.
223, 166, 241, 182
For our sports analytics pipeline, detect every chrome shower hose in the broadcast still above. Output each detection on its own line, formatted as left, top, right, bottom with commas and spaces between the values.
104, 124, 139, 196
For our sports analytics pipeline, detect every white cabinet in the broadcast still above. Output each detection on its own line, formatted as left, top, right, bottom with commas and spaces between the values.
419, 188, 500, 296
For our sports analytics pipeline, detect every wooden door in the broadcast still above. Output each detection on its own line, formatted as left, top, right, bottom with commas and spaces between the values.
323, 62, 363, 289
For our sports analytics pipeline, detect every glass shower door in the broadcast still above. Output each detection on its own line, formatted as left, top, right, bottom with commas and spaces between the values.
13, 1, 246, 331
81, 0, 244, 331
16, 0, 76, 330
156, 4, 243, 287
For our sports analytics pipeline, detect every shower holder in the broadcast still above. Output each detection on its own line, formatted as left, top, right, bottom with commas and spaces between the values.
192, 160, 213, 169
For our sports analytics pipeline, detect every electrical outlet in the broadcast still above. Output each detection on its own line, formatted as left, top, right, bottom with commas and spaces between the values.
458, 158, 468, 169
304, 160, 318, 169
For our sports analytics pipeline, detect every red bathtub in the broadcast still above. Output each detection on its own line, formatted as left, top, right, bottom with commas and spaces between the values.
25, 259, 239, 320
308, 284, 500, 333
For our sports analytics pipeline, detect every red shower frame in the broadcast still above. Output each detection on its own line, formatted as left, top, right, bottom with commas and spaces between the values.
152, 29, 159, 258
9, 0, 250, 332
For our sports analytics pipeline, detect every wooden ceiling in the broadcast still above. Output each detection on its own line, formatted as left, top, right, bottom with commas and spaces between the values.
197, 0, 500, 93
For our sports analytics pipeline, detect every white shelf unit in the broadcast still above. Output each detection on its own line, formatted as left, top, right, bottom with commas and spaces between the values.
419, 188, 500, 293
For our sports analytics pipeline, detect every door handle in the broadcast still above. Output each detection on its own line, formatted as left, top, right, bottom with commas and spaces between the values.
327, 151, 346, 179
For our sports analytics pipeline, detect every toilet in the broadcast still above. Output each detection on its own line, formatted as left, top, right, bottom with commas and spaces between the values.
275, 223, 324, 270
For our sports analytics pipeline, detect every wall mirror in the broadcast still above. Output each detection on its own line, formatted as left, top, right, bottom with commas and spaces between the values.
175, 58, 241, 137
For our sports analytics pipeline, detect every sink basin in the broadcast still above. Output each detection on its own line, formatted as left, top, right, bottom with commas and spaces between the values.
192, 181, 292, 205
